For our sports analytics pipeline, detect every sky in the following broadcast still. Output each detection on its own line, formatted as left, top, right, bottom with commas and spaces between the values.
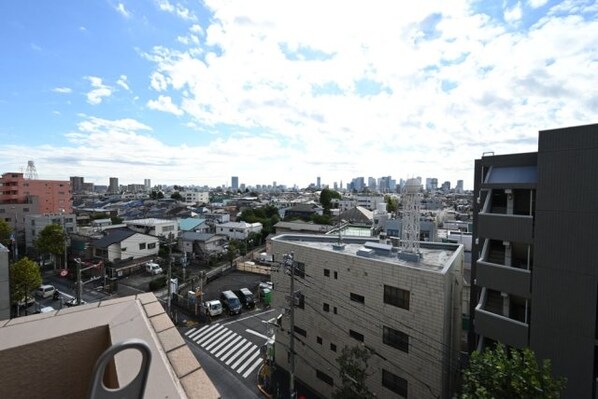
0, 0, 596, 190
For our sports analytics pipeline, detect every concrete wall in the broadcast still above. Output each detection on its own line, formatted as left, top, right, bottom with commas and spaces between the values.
0, 245, 9, 321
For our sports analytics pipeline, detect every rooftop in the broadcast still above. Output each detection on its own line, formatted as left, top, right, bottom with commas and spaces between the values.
272, 234, 462, 273
124, 218, 176, 226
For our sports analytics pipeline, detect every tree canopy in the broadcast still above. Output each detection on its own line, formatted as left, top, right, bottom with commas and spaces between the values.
385, 195, 398, 213
319, 188, 342, 210
460, 343, 566, 399
332, 345, 375, 399
0, 218, 11, 248
35, 223, 66, 260
9, 257, 42, 304
171, 191, 183, 201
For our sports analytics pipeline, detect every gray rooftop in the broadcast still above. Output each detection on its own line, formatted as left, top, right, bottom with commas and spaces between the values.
272, 234, 462, 274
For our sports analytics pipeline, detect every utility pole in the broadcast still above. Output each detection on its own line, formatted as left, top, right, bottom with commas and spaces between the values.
167, 233, 173, 316
285, 252, 297, 399
76, 258, 82, 304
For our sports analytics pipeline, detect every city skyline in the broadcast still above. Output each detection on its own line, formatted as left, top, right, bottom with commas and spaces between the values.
0, 1, 596, 189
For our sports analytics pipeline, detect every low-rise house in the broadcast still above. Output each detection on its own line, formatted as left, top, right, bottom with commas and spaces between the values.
91, 228, 159, 263
179, 218, 209, 233
215, 221, 262, 240
179, 232, 227, 258
280, 204, 323, 220
274, 221, 334, 235
124, 218, 178, 239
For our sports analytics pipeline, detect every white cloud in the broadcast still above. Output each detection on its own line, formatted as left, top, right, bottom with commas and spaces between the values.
85, 76, 113, 105
150, 72, 168, 91
190, 24, 204, 35
147, 95, 183, 116
53, 87, 72, 94
116, 75, 130, 91
528, 0, 549, 8
115, 3, 131, 18
504, 1, 523, 23
156, 0, 197, 21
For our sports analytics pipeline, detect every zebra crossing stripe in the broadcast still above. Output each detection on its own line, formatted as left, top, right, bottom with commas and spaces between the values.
231, 345, 258, 370
225, 341, 253, 366
192, 324, 221, 342
196, 325, 226, 346
237, 350, 261, 375
187, 323, 215, 340
205, 330, 234, 351
184, 328, 197, 336
220, 339, 249, 362
242, 357, 264, 379
214, 335, 243, 358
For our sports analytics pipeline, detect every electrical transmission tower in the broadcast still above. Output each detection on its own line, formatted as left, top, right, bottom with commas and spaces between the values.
25, 160, 38, 179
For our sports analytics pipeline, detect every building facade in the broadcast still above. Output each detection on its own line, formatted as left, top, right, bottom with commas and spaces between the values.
271, 234, 463, 399
181, 191, 210, 204
24, 213, 77, 250
215, 221, 262, 240
470, 123, 598, 399
108, 177, 119, 194
124, 218, 178, 239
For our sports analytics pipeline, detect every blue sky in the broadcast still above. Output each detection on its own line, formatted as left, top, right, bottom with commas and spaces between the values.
0, 0, 596, 189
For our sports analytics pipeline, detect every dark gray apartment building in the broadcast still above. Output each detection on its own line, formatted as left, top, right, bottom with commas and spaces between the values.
470, 123, 598, 399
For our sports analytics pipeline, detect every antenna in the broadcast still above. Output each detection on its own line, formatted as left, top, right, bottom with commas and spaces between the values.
25, 160, 39, 180
399, 178, 421, 262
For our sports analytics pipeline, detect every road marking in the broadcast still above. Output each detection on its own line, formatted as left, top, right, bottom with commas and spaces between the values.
242, 357, 264, 379
221, 339, 248, 362
205, 330, 234, 351
185, 328, 197, 337
236, 349, 261, 374
211, 334, 240, 356
200, 326, 229, 347
245, 329, 271, 341
221, 308, 276, 326
231, 344, 257, 370
195, 325, 225, 345
191, 323, 221, 341
187, 323, 215, 340
214, 336, 243, 358
225, 341, 253, 366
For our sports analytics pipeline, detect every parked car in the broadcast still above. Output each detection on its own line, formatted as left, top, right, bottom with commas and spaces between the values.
65, 298, 87, 307
145, 262, 163, 275
35, 284, 56, 298
234, 288, 255, 309
220, 290, 242, 315
204, 300, 223, 317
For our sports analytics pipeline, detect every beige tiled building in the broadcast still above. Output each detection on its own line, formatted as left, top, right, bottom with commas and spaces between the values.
271, 234, 463, 399
0, 293, 220, 399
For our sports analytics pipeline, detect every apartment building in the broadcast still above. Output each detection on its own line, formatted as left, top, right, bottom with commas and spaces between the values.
470, 123, 598, 399
181, 191, 210, 204
271, 234, 463, 399
124, 218, 178, 239
24, 213, 77, 250
216, 221, 262, 240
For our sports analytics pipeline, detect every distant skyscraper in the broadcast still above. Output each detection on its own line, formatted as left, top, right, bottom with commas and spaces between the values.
144, 179, 151, 191
441, 181, 451, 192
109, 177, 119, 194
317, 176, 321, 189
456, 180, 464, 193
231, 176, 239, 191
70, 176, 84, 193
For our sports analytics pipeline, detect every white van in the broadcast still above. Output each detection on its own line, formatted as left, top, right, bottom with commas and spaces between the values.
35, 284, 56, 298
145, 262, 163, 275
204, 300, 223, 317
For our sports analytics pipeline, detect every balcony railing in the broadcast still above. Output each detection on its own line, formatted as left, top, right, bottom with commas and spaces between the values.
475, 288, 529, 348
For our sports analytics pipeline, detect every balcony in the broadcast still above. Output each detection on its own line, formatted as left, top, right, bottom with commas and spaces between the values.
475, 288, 529, 348
476, 260, 531, 298
477, 213, 533, 243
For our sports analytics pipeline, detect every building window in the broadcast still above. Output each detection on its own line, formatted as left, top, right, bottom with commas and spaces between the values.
384, 285, 410, 310
139, 243, 146, 250
349, 329, 364, 342
334, 271, 338, 279
148, 243, 156, 249
296, 293, 305, 309
330, 343, 337, 352
323, 303, 330, 312
317, 336, 322, 345
121, 247, 127, 251
324, 268, 330, 277
333, 306, 337, 314
23, 208, 29, 212
295, 262, 305, 279
294, 326, 307, 338
382, 369, 408, 397
350, 293, 365, 304
383, 326, 409, 353
316, 370, 334, 386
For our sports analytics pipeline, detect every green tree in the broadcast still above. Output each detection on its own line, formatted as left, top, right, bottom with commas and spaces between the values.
0, 218, 12, 247
385, 195, 398, 213
35, 223, 66, 270
460, 343, 566, 399
227, 240, 238, 266
110, 215, 123, 225
171, 191, 183, 201
333, 345, 375, 399
319, 188, 342, 211
9, 257, 42, 305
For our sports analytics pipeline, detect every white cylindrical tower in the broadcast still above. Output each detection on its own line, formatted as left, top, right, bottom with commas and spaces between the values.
400, 178, 421, 260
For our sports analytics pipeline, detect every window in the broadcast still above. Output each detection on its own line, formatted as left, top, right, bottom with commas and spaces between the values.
350, 293, 365, 304
121, 247, 127, 251
382, 369, 408, 397
324, 268, 330, 277
294, 326, 307, 338
148, 243, 156, 249
330, 343, 337, 352
383, 326, 409, 353
139, 243, 146, 250
349, 329, 364, 342
294, 262, 305, 278
296, 292, 305, 309
317, 336, 322, 345
316, 370, 334, 386
323, 303, 330, 312
23, 208, 29, 212
333, 306, 337, 314
334, 271, 338, 279
384, 285, 410, 310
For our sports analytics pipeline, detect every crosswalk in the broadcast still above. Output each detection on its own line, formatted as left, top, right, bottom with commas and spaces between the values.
185, 323, 264, 379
